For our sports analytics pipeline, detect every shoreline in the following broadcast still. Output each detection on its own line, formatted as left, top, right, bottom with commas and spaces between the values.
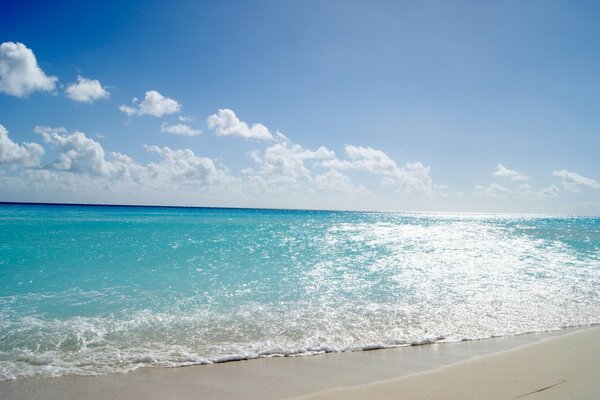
1, 326, 596, 400
296, 325, 600, 399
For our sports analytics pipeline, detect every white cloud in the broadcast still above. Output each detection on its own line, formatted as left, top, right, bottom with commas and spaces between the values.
138, 91, 181, 117
0, 42, 58, 97
65, 75, 109, 103
118, 104, 137, 116
474, 183, 510, 198
178, 115, 195, 122
344, 145, 398, 174
474, 180, 562, 200
538, 185, 561, 197
250, 139, 334, 183
36, 126, 113, 176
321, 145, 436, 195
385, 161, 435, 194
207, 109, 273, 140
144, 145, 231, 187
161, 123, 202, 137
0, 124, 44, 167
314, 169, 370, 195
552, 169, 599, 192
104, 151, 146, 182
119, 90, 181, 117
33, 126, 231, 189
0, 168, 100, 199
493, 164, 529, 181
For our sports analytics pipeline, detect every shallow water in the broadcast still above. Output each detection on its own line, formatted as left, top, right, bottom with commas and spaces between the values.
1, 204, 599, 379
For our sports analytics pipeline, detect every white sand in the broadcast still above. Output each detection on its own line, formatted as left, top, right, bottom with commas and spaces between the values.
296, 326, 600, 400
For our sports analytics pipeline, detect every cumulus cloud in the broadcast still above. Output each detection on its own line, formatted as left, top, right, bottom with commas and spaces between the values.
0, 124, 44, 167
313, 169, 370, 195
493, 164, 529, 181
0, 41, 58, 97
321, 145, 436, 195
119, 90, 181, 117
161, 123, 202, 137
552, 169, 599, 192
474, 183, 510, 198
34, 126, 230, 189
250, 138, 334, 183
104, 151, 146, 182
65, 75, 109, 103
240, 136, 384, 199
383, 161, 435, 194
345, 145, 399, 174
207, 109, 273, 140
36, 126, 114, 175
144, 146, 231, 186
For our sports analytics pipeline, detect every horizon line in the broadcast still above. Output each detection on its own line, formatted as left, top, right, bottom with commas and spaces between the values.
0, 201, 594, 217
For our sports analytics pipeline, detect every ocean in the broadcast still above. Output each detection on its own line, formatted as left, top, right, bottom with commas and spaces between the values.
0, 203, 599, 380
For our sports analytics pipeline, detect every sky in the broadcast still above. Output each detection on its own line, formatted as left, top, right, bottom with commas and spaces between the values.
1, 0, 599, 214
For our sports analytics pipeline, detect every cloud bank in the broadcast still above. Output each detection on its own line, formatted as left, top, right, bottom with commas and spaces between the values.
2, 96, 599, 212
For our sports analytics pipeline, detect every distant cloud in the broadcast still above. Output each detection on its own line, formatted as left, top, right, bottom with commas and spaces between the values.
161, 123, 202, 137
313, 169, 370, 195
249, 137, 333, 183
32, 125, 230, 188
144, 145, 231, 186
518, 182, 531, 190
36, 126, 114, 176
321, 145, 436, 195
207, 109, 273, 140
345, 145, 398, 174
538, 185, 561, 197
0, 42, 58, 97
474, 183, 510, 198
552, 169, 599, 192
0, 124, 44, 167
119, 90, 181, 117
474, 180, 562, 200
493, 164, 529, 181
118, 104, 137, 116
65, 75, 109, 103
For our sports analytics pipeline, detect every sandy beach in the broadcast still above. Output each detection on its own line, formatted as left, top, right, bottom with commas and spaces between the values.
298, 326, 600, 400
1, 326, 598, 400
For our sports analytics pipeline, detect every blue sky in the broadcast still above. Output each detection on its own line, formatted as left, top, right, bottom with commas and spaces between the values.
1, 0, 599, 213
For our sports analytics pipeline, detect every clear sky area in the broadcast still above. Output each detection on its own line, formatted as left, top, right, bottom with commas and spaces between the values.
1, 0, 599, 213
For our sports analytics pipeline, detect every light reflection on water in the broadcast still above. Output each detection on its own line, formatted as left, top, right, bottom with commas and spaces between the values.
0, 205, 599, 379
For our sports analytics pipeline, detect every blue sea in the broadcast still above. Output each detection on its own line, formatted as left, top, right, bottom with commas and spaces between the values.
0, 203, 599, 380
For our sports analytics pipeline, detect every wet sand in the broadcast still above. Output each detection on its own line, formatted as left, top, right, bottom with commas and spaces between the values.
0, 327, 597, 400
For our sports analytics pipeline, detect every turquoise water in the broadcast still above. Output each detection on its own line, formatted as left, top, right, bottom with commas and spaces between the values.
1, 204, 599, 379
